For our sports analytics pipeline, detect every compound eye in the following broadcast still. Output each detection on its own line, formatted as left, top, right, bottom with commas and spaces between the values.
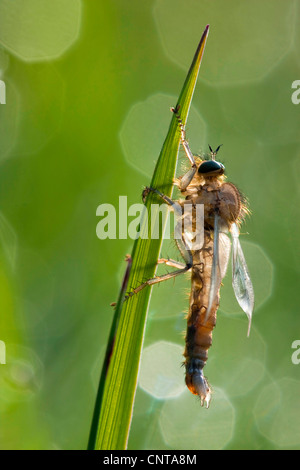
198, 160, 225, 175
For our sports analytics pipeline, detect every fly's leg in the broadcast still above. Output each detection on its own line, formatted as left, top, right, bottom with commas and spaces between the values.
171, 105, 196, 168
126, 188, 193, 299
157, 258, 186, 269
142, 186, 182, 216
126, 264, 191, 299
143, 186, 193, 266
171, 106, 197, 191
126, 246, 192, 299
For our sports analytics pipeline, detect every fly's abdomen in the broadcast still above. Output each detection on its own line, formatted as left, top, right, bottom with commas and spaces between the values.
183, 260, 220, 408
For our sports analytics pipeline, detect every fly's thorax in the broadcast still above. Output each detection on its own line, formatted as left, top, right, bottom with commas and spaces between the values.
188, 183, 220, 230
218, 182, 242, 224
183, 180, 242, 230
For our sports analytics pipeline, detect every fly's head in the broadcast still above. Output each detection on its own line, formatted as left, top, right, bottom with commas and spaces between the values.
197, 145, 225, 180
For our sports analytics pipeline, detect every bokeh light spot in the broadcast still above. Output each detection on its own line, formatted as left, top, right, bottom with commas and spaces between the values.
209, 316, 267, 398
153, 0, 296, 85
139, 341, 185, 399
218, 74, 300, 146
0, 344, 44, 407
11, 63, 65, 156
119, 93, 207, 177
218, 357, 265, 398
254, 378, 300, 448
219, 241, 273, 317
0, 0, 82, 62
159, 388, 235, 449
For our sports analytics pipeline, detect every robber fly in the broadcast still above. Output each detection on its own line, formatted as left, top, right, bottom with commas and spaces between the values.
127, 106, 254, 408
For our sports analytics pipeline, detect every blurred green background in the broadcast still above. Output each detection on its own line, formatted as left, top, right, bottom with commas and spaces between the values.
0, 0, 299, 450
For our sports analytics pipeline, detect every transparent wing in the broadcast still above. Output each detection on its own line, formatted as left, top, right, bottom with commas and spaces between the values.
219, 231, 231, 279
231, 223, 254, 336
205, 214, 231, 320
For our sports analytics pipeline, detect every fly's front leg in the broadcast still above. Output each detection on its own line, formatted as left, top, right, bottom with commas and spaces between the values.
171, 106, 197, 191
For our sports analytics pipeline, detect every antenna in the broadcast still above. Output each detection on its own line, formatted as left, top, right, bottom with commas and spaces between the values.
208, 144, 223, 161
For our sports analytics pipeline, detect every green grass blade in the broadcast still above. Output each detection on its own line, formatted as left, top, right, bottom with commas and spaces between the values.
89, 24, 209, 450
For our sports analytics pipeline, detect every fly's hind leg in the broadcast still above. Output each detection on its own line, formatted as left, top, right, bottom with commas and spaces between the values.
171, 106, 197, 191
126, 264, 191, 299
